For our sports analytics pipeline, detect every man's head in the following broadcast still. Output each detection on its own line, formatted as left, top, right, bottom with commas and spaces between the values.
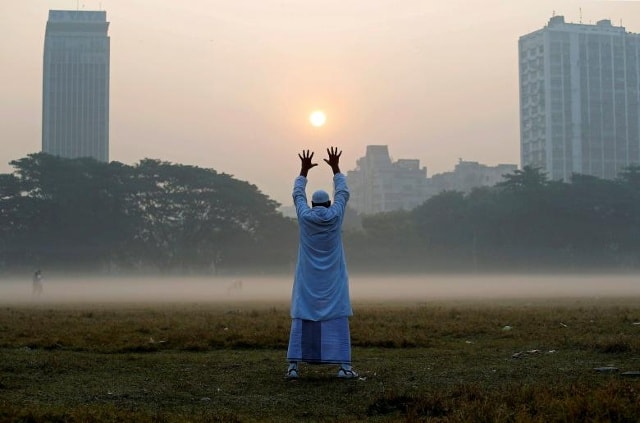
311, 190, 331, 208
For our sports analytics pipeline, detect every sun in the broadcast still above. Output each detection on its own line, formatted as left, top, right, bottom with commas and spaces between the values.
309, 110, 327, 127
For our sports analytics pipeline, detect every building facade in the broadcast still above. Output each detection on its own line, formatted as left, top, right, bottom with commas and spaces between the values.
429, 160, 517, 194
519, 16, 640, 181
347, 146, 517, 215
347, 145, 429, 214
42, 10, 110, 162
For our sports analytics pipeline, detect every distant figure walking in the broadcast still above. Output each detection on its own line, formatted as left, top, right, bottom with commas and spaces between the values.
32, 269, 43, 297
285, 147, 358, 380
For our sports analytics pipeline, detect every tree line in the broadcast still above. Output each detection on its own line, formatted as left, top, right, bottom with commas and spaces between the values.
0, 154, 296, 274
345, 165, 640, 273
2, 154, 640, 274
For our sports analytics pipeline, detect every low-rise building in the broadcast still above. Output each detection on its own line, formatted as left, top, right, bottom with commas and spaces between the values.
347, 146, 517, 215
347, 146, 429, 214
429, 160, 517, 194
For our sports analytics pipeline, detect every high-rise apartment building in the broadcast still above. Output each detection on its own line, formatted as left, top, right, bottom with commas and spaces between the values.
519, 16, 640, 181
42, 10, 110, 162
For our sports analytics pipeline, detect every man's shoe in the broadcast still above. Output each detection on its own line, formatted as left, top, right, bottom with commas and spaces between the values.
286, 364, 299, 379
337, 367, 359, 379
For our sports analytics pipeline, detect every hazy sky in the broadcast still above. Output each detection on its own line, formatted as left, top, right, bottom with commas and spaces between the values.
2, 1, 639, 204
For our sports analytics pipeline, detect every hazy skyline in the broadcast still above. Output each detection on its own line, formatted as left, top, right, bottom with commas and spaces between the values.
2, 0, 640, 204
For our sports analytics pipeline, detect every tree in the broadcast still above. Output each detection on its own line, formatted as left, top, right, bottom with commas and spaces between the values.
123, 159, 292, 272
0, 154, 296, 273
3, 154, 135, 269
496, 165, 549, 194
413, 190, 470, 250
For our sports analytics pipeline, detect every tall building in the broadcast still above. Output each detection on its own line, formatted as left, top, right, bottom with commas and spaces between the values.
519, 16, 640, 181
42, 10, 110, 162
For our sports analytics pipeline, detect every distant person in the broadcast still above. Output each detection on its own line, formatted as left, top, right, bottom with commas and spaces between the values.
32, 269, 43, 296
286, 147, 358, 379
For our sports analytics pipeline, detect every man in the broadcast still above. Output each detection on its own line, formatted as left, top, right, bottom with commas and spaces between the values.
286, 147, 358, 379
32, 269, 43, 297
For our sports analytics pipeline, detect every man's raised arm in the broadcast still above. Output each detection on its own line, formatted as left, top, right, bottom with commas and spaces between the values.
325, 147, 349, 209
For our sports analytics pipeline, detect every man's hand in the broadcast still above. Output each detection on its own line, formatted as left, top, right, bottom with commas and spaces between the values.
324, 147, 342, 175
298, 150, 318, 177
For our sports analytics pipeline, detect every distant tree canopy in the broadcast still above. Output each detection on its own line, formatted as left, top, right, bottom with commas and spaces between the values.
3, 156, 640, 274
0, 154, 297, 273
345, 165, 640, 272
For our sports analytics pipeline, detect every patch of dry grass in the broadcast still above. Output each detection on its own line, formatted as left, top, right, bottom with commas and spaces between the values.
1, 298, 639, 422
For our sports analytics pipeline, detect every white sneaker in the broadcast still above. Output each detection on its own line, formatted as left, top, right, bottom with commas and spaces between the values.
285, 364, 299, 379
337, 366, 358, 379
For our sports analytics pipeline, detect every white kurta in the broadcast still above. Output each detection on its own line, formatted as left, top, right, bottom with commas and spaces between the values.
290, 173, 352, 321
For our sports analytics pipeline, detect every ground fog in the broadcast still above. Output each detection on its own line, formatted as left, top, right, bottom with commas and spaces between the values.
1, 273, 638, 304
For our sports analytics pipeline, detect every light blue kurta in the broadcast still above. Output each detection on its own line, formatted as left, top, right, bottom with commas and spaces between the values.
290, 173, 352, 321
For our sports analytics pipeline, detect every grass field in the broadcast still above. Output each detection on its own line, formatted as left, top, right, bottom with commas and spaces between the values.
1, 297, 640, 422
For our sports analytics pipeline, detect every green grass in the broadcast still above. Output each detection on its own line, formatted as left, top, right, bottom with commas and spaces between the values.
1, 298, 640, 422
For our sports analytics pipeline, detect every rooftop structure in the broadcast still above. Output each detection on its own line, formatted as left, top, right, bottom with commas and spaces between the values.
42, 10, 110, 161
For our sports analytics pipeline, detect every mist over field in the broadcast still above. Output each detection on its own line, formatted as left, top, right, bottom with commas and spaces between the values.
1, 274, 638, 304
